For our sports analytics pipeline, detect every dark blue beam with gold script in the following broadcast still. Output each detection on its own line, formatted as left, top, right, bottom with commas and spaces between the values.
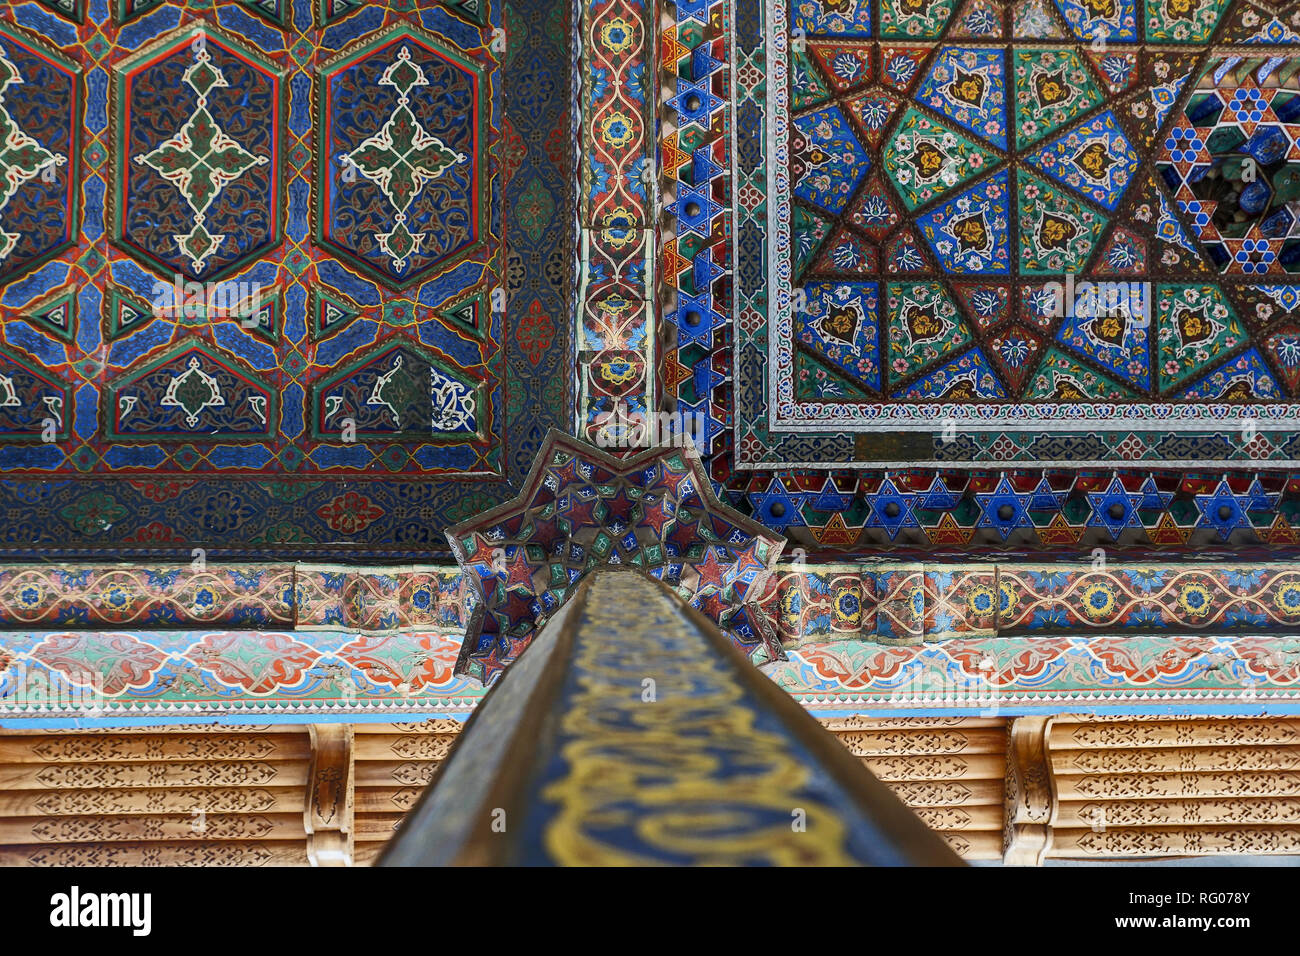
379, 568, 962, 866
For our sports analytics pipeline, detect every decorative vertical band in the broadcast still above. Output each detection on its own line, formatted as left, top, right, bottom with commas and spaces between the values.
577, 0, 657, 449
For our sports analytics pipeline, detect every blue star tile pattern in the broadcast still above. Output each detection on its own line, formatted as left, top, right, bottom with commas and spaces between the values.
865, 477, 920, 540
810, 478, 854, 512
678, 394, 727, 447
1086, 476, 1146, 541
914, 476, 956, 512
672, 290, 726, 348
667, 183, 724, 237
1026, 476, 1068, 512
692, 248, 725, 289
975, 474, 1032, 541
747, 478, 808, 532
1194, 477, 1277, 542
666, 77, 724, 127
691, 42, 724, 81
1135, 476, 1175, 512
672, 0, 712, 23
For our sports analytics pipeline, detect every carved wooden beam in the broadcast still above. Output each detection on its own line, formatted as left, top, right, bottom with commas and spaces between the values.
0, 761, 307, 789
0, 787, 299, 817
0, 734, 309, 762
0, 814, 300, 843
1054, 826, 1300, 858
1051, 718, 1300, 749
1058, 771, 1300, 800
9, 709, 1300, 864
0, 841, 308, 866
379, 568, 961, 866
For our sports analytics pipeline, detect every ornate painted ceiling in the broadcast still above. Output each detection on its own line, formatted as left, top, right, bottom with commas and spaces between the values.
652, 0, 1300, 557
2, 0, 1300, 561
3, 1, 1300, 873
0, 0, 571, 559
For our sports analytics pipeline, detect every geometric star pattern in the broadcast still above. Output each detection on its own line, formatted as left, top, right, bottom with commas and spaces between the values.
669, 0, 1300, 558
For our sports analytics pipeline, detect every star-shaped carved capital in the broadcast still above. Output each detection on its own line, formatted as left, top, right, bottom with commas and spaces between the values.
447, 430, 786, 684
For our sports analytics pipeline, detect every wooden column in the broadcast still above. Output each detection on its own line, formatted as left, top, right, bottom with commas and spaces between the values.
305, 724, 354, 867
1002, 716, 1055, 865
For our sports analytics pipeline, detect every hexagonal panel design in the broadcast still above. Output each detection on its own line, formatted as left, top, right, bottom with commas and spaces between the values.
104, 339, 276, 442
0, 24, 80, 286
1158, 62, 1300, 275
315, 25, 489, 291
111, 24, 284, 282
0, 0, 572, 558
